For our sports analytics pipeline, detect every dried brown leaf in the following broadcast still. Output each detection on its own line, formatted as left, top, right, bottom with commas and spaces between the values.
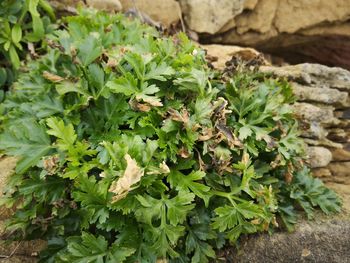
109, 154, 144, 203
42, 71, 64, 83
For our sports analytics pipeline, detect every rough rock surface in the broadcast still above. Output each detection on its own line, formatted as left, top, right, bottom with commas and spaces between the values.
120, 0, 182, 27
86, 0, 122, 11
260, 63, 350, 182
226, 213, 350, 263
173, 0, 350, 69
202, 44, 266, 69
306, 146, 333, 168
179, 0, 245, 34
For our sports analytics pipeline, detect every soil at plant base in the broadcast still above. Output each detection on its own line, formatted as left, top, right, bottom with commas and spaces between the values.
0, 157, 349, 262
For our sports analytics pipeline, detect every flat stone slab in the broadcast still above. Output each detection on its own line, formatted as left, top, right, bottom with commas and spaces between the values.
225, 215, 350, 263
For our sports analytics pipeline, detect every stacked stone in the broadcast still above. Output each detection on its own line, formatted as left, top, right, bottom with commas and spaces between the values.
260, 63, 350, 184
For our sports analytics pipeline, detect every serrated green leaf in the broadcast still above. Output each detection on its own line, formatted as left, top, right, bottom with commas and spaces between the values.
0, 119, 51, 173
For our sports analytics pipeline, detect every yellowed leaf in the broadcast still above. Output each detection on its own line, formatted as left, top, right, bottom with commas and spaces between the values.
109, 154, 144, 203
146, 161, 170, 175
43, 71, 64, 83
141, 96, 163, 107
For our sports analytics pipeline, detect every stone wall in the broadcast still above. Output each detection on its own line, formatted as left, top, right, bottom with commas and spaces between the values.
203, 45, 350, 186
259, 64, 350, 185
74, 0, 350, 69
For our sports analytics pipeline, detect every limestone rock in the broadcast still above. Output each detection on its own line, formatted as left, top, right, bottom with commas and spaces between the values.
306, 146, 333, 168
292, 103, 334, 124
331, 148, 350, 161
328, 162, 350, 178
303, 138, 343, 149
202, 44, 266, 70
179, 0, 245, 34
203, 2, 350, 69
243, 0, 258, 10
86, 0, 122, 11
120, 0, 181, 27
299, 122, 327, 140
235, 0, 278, 34
274, 0, 350, 34
292, 83, 349, 108
312, 168, 332, 178
260, 64, 350, 91
327, 128, 349, 143
225, 216, 350, 263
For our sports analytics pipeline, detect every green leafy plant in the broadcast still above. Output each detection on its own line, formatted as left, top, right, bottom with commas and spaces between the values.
0, 0, 55, 100
0, 9, 341, 262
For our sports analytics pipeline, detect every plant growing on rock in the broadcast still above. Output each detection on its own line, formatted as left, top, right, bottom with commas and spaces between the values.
0, 9, 341, 263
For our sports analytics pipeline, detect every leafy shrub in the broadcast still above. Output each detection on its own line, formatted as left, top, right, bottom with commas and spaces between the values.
0, 9, 341, 262
0, 0, 55, 99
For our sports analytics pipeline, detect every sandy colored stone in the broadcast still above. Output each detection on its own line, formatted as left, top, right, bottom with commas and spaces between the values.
292, 83, 349, 108
260, 64, 350, 91
274, 0, 350, 34
303, 138, 343, 149
328, 162, 350, 178
299, 122, 327, 140
120, 0, 181, 27
225, 216, 350, 262
292, 103, 334, 124
331, 148, 350, 162
306, 146, 333, 168
235, 0, 278, 34
201, 44, 266, 70
243, 0, 258, 10
312, 168, 332, 178
86, 0, 122, 11
179, 0, 245, 34
327, 129, 349, 143
301, 22, 350, 37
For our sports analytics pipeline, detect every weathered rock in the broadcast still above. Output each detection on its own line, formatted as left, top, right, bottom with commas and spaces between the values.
243, 0, 258, 10
226, 216, 350, 263
202, 1, 350, 69
303, 138, 343, 149
299, 122, 327, 140
202, 44, 266, 70
331, 148, 350, 161
120, 0, 181, 27
292, 103, 335, 124
273, 0, 350, 34
86, 0, 122, 11
328, 162, 350, 178
312, 168, 332, 178
260, 64, 350, 91
179, 0, 245, 34
306, 146, 333, 168
235, 0, 278, 34
336, 109, 350, 119
292, 82, 349, 108
327, 128, 349, 143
